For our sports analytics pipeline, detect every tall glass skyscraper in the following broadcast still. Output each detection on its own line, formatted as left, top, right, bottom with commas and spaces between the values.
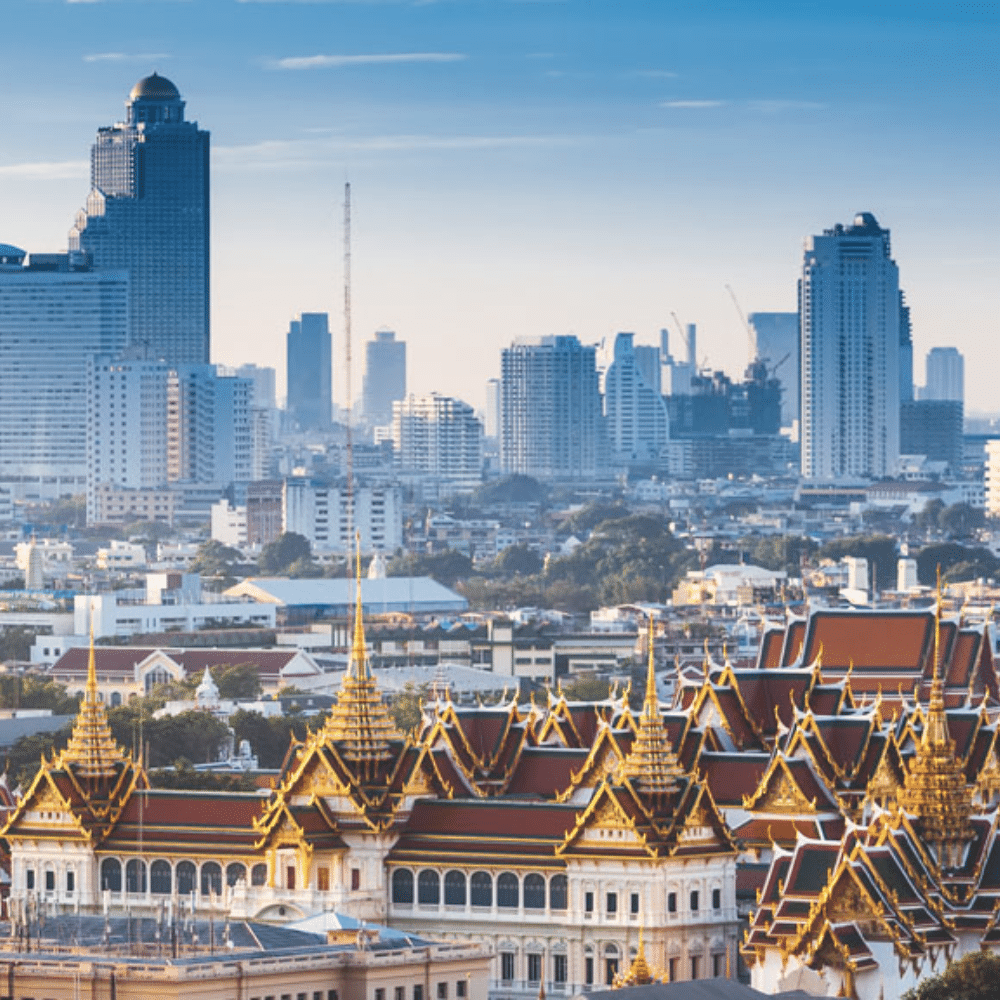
69, 73, 210, 365
286, 313, 332, 431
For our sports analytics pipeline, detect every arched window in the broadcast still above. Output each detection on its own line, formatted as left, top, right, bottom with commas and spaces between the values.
470, 871, 492, 907
444, 870, 466, 906
417, 869, 440, 905
100, 858, 122, 893
549, 874, 568, 910
110, 691, 122, 707
201, 861, 222, 896
227, 863, 247, 887
176, 860, 196, 895
145, 666, 171, 692
150, 860, 172, 895
392, 869, 414, 904
523, 873, 545, 909
251, 863, 267, 887
125, 859, 147, 894
497, 872, 519, 909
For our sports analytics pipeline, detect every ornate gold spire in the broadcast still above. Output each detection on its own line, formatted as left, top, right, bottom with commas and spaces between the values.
324, 536, 401, 767
619, 617, 684, 801
899, 573, 974, 868
59, 622, 126, 780
616, 926, 656, 987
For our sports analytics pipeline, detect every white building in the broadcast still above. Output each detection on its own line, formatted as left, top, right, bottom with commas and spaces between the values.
392, 393, 483, 490
985, 440, 1000, 518
87, 355, 170, 524
96, 539, 147, 570
0, 246, 128, 500
211, 498, 248, 548
603, 333, 668, 468
921, 346, 964, 403
15, 539, 74, 577
800, 213, 900, 480
283, 479, 402, 554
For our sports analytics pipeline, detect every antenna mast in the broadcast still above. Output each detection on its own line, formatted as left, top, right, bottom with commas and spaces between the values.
343, 182, 354, 552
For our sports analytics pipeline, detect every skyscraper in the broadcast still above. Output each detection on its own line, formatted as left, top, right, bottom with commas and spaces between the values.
392, 393, 483, 490
800, 213, 901, 480
0, 245, 128, 500
69, 73, 210, 365
922, 347, 964, 403
362, 330, 406, 428
286, 313, 332, 431
603, 333, 669, 467
500, 335, 604, 480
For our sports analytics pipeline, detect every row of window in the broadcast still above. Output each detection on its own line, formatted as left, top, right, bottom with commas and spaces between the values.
94, 858, 267, 895
392, 869, 567, 909
499, 949, 725, 986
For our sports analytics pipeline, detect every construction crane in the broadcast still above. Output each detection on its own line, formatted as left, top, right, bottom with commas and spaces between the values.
343, 182, 354, 553
725, 284, 757, 366
669, 311, 690, 362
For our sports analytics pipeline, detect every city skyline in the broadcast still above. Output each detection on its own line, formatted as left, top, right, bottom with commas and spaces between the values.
0, 1, 996, 412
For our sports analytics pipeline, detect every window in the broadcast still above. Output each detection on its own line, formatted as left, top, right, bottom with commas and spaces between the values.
66, 870, 75, 893
352, 867, 361, 891
585, 957, 594, 985
298, 994, 307, 1000
126, 859, 146, 894
151, 860, 172, 895
201, 862, 222, 896
712, 888, 721, 911
526, 953, 542, 984
524, 874, 545, 909
631, 892, 640, 915
227, 863, 247, 888
606, 892, 617, 915
437, 984, 447, 1000
500, 952, 515, 983
392, 869, 414, 904
396, 988, 405, 1000
667, 892, 677, 913
553, 954, 567, 984
584, 891, 594, 913
713, 953, 723, 977
690, 956, 700, 980
605, 958, 619, 985
44, 869, 55, 892
376, 990, 385, 1000
668, 958, 677, 982
418, 869, 440, 905
413, 987, 422, 1000
318, 867, 330, 892
176, 860, 196, 895
445, 870, 466, 906
470, 871, 492, 907
100, 859, 121, 893
549, 874, 567, 911
497, 872, 519, 909
456, 981, 467, 998
252, 864, 267, 887
690, 890, 700, 913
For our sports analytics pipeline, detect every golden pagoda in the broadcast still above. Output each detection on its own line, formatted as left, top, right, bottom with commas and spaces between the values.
323, 537, 402, 778
58, 628, 127, 787
898, 589, 974, 869
618, 617, 685, 803
614, 927, 661, 988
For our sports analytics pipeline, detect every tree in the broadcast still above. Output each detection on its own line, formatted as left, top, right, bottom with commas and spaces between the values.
212, 662, 262, 700
258, 532, 313, 575
390, 683, 427, 733
229, 710, 315, 769
818, 535, 898, 593
473, 475, 547, 505
903, 949, 1000, 1000
491, 544, 543, 578
6, 723, 75, 790
0, 626, 47, 663
916, 543, 999, 586
561, 674, 613, 701
939, 502, 985, 540
149, 759, 255, 792
0, 673, 80, 715
388, 549, 474, 587
190, 539, 246, 578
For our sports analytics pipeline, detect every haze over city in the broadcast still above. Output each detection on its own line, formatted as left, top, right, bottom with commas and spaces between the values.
1, 0, 996, 410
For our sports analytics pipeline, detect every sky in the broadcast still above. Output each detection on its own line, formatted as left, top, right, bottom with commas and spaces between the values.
0, 0, 997, 413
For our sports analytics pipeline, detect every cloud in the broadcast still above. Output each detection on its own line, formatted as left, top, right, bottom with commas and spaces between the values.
270, 52, 467, 70
661, 100, 725, 109
83, 52, 171, 63
0, 160, 89, 180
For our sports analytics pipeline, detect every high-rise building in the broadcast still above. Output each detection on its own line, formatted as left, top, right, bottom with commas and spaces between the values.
922, 346, 964, 403
900, 399, 963, 474
392, 394, 483, 490
286, 313, 332, 432
484, 378, 501, 441
69, 74, 210, 365
167, 366, 252, 485
362, 330, 406, 428
603, 333, 669, 467
0, 245, 128, 500
899, 292, 914, 403
800, 212, 901, 480
747, 312, 799, 426
500, 335, 604, 480
283, 479, 402, 553
228, 363, 277, 480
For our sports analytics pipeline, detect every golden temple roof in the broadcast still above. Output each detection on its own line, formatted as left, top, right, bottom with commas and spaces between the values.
323, 538, 401, 765
618, 617, 684, 800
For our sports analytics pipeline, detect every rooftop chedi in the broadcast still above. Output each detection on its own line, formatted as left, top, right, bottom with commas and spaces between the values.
898, 596, 975, 869
323, 538, 402, 776
618, 617, 684, 802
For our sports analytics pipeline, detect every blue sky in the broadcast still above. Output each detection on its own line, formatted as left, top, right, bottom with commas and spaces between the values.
1, 0, 997, 411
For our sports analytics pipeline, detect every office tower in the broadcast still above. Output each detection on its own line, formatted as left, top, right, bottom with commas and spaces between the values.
167, 366, 252, 485
899, 292, 914, 403
484, 378, 501, 441
500, 335, 603, 480
922, 347, 964, 403
799, 212, 901, 480
362, 330, 406, 428
69, 74, 210, 365
0, 245, 128, 500
900, 400, 963, 473
87, 355, 171, 524
603, 333, 669, 467
748, 312, 799, 426
392, 394, 483, 489
286, 313, 332, 432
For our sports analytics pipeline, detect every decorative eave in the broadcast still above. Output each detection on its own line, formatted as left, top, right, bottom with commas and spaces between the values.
554, 722, 630, 803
